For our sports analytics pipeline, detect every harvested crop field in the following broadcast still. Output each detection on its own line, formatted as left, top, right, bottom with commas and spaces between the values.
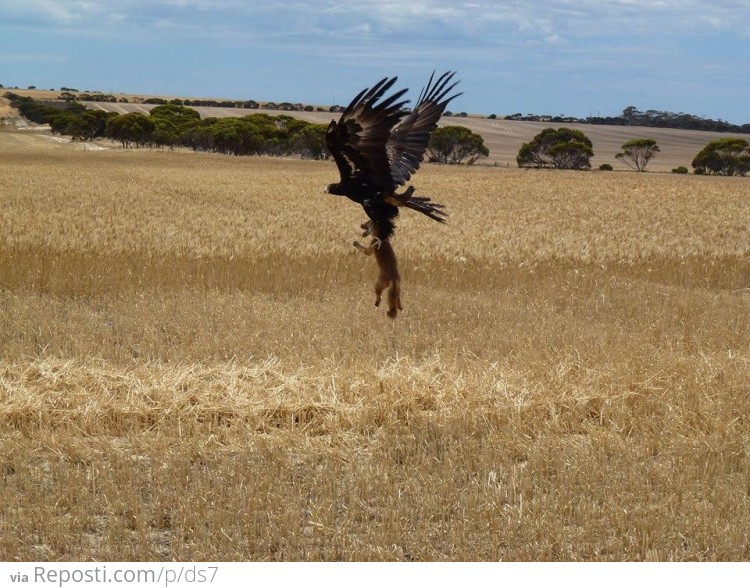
0, 129, 749, 561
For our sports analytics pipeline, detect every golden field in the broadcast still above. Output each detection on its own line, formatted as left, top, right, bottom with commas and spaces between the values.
0, 128, 749, 561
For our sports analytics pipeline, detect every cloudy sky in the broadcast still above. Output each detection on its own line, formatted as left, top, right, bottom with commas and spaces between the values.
1, 0, 748, 123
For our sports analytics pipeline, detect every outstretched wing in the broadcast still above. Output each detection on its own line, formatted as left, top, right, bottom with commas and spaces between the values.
325, 77, 409, 190
387, 71, 462, 186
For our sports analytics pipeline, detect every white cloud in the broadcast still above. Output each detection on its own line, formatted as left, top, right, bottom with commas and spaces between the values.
2, 0, 748, 44
1, 0, 79, 23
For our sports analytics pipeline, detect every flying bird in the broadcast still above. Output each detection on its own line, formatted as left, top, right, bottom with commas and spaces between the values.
325, 71, 461, 240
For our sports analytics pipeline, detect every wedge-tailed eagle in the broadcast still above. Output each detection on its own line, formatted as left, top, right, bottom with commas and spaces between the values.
325, 71, 461, 240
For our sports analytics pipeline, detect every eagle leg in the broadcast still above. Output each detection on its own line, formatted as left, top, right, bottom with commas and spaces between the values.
385, 186, 448, 224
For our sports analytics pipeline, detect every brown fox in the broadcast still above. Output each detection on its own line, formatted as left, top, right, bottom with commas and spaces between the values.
353, 220, 402, 319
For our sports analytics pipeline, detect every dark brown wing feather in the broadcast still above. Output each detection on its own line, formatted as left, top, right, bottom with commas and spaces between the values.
387, 71, 462, 186
325, 77, 409, 190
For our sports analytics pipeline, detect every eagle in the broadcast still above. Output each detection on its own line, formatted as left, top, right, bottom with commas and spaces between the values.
325, 71, 461, 240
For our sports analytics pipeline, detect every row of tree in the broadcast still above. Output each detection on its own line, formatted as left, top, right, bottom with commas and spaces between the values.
504, 106, 750, 134
516, 127, 750, 176
105, 107, 331, 158
56, 91, 472, 116
6, 92, 747, 175
4, 92, 489, 163
5, 93, 332, 158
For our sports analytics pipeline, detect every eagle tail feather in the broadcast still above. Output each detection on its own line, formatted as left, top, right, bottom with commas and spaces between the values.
406, 198, 448, 223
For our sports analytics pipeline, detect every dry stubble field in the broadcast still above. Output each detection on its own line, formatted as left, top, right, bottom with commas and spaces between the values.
0, 129, 749, 561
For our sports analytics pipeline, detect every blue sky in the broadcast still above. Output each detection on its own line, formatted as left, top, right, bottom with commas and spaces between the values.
1, 1, 748, 124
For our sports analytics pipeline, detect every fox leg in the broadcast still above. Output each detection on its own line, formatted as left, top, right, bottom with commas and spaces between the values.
353, 239, 383, 308
374, 274, 390, 309
386, 279, 402, 318
353, 239, 374, 255
353, 230, 382, 255
353, 238, 389, 311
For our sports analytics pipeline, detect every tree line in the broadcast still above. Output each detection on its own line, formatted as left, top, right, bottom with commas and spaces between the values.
6, 92, 748, 175
4, 92, 488, 163
504, 106, 750, 135
5, 93, 330, 159
109, 108, 331, 158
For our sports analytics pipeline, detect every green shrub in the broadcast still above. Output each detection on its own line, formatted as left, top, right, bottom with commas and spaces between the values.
692, 138, 750, 176
427, 126, 489, 164
517, 127, 594, 170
